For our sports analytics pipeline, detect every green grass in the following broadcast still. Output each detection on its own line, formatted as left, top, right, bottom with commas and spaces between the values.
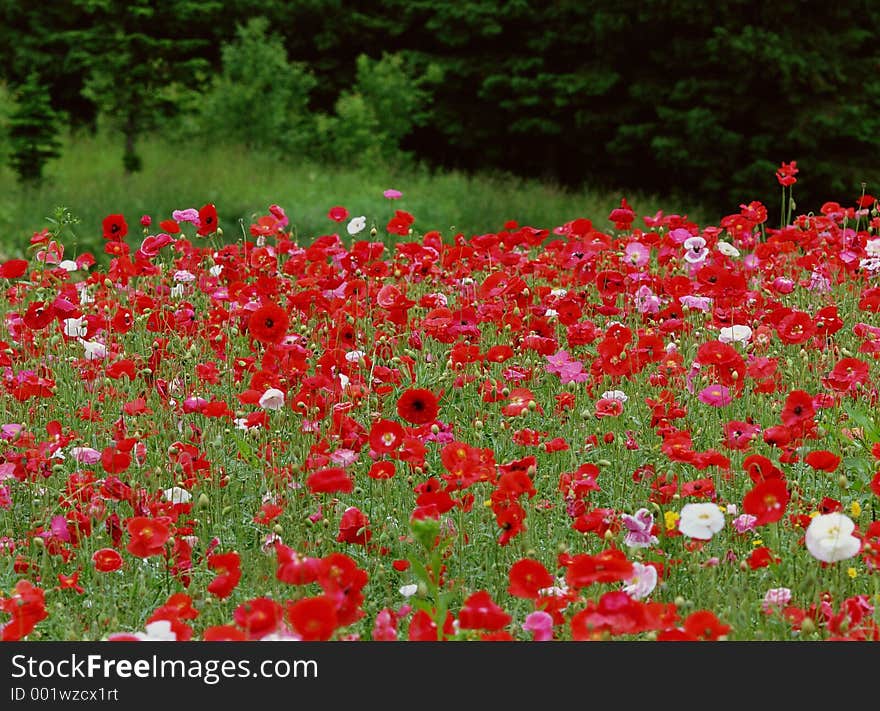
0, 130, 708, 258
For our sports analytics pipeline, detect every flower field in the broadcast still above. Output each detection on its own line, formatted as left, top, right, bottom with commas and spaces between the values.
3, 164, 880, 642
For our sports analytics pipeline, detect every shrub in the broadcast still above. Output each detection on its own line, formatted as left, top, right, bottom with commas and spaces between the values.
320, 52, 436, 166
195, 17, 318, 157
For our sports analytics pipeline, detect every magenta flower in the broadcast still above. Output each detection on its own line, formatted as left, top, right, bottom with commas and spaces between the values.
269, 204, 289, 227
698, 384, 732, 407
679, 294, 713, 312
634, 284, 660, 314
624, 241, 650, 268
1, 423, 23, 441
733, 513, 758, 534
522, 611, 554, 641
544, 350, 589, 384
49, 515, 71, 543
69, 447, 102, 465
172, 208, 201, 227
383, 189, 403, 199
621, 508, 659, 549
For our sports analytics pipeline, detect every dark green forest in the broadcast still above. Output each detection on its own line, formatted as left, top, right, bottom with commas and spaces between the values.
1, 0, 879, 213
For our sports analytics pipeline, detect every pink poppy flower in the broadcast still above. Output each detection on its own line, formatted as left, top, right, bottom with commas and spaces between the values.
698, 384, 732, 407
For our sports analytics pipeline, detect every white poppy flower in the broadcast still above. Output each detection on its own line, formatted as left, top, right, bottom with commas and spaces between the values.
678, 502, 725, 540
79, 339, 107, 360
622, 562, 658, 600
162, 486, 192, 505
805, 512, 861, 563
134, 620, 177, 641
347, 216, 367, 235
718, 324, 752, 345
258, 387, 285, 411
63, 317, 88, 338
716, 241, 740, 258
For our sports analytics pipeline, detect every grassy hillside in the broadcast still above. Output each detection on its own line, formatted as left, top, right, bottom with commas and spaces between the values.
0, 131, 709, 258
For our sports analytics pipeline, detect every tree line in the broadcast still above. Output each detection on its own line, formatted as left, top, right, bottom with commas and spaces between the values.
1, 0, 878, 214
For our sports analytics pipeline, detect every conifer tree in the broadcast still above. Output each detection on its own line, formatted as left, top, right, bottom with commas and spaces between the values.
7, 72, 61, 185
71, 0, 220, 173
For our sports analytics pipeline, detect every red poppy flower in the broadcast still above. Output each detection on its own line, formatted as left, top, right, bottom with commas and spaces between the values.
203, 625, 247, 641
92, 548, 123, 573
101, 446, 131, 475
233, 597, 284, 640
248, 303, 289, 344
780, 390, 815, 427
681, 477, 716, 500
337, 506, 372, 546
369, 418, 405, 455
775, 160, 798, 186
197, 203, 219, 236
747, 546, 779, 570
871, 471, 880, 500
275, 544, 321, 586
742, 478, 790, 526
0, 259, 29, 279
316, 553, 368, 627
594, 397, 624, 418
565, 548, 634, 588
484, 345, 514, 363
824, 357, 870, 392
804, 450, 841, 473
457, 591, 512, 631
160, 219, 181, 234
287, 596, 338, 641
743, 454, 784, 483
207, 551, 242, 599
818, 496, 843, 514
776, 310, 815, 345
23, 301, 54, 331
570, 591, 676, 639
762, 425, 792, 448
659, 609, 731, 641
327, 206, 349, 222
125, 516, 171, 558
102, 214, 128, 240
859, 286, 880, 312
408, 610, 455, 641
0, 580, 48, 641
307, 467, 354, 494
56, 571, 84, 593
502, 388, 542, 417
508, 559, 555, 599
683, 610, 731, 640
396, 388, 439, 425
368, 460, 396, 480
386, 209, 414, 236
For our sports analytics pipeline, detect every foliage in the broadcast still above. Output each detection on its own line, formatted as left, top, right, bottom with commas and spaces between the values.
318, 53, 438, 166
5, 73, 62, 185
1, 0, 879, 210
69, 0, 221, 173
194, 17, 318, 157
